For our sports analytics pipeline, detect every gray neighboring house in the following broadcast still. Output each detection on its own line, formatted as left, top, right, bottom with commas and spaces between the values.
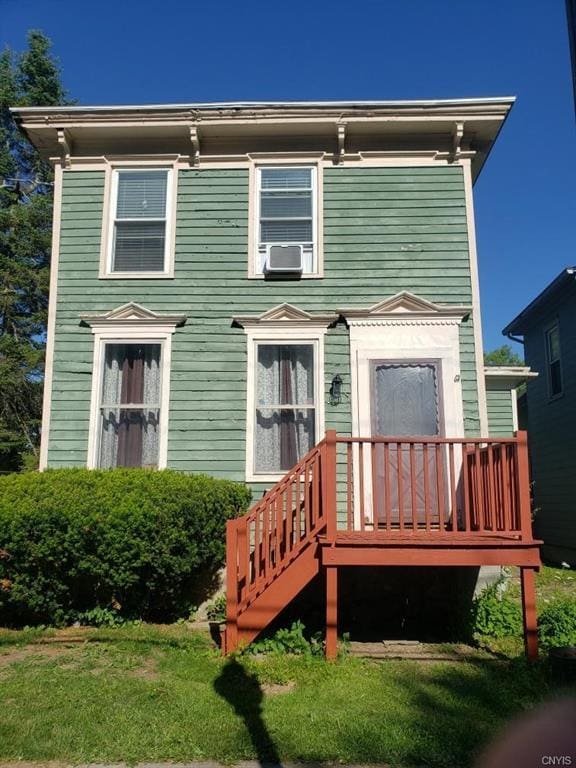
504, 267, 576, 565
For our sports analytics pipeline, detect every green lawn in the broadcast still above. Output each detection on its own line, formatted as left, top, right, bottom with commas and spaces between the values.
0, 622, 574, 768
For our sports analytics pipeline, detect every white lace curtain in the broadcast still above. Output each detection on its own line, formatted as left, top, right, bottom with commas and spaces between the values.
99, 343, 161, 468
255, 344, 315, 473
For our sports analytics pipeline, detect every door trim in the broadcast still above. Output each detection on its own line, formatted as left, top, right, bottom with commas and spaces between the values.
350, 321, 465, 441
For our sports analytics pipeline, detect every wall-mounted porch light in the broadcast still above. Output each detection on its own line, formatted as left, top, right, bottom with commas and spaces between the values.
329, 374, 343, 406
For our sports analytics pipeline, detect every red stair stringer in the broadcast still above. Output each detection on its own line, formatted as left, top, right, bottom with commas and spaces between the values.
235, 541, 321, 647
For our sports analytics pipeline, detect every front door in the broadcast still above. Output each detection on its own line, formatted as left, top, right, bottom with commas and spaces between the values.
370, 361, 443, 528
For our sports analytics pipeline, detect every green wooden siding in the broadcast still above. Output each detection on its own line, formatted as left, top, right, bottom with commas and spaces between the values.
486, 388, 515, 437
49, 165, 481, 493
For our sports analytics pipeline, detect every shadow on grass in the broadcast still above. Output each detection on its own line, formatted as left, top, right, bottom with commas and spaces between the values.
214, 657, 282, 767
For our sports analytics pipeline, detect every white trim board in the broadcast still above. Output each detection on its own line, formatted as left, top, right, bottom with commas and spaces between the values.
99, 161, 178, 279
242, 323, 329, 484
39, 162, 63, 470
84, 307, 184, 469
462, 158, 488, 435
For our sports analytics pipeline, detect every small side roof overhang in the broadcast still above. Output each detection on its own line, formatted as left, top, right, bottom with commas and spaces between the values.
503, 267, 576, 337
484, 366, 538, 388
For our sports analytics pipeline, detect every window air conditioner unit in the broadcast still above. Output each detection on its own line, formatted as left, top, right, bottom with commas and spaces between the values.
265, 244, 303, 274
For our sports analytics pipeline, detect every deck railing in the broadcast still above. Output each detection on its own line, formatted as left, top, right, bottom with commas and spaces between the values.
335, 432, 532, 540
226, 438, 329, 624
226, 431, 533, 639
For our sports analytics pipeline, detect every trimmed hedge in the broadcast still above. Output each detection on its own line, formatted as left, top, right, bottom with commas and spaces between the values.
0, 469, 251, 626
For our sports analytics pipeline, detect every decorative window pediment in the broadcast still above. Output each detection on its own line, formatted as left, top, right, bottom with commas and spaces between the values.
339, 291, 471, 326
234, 302, 337, 329
80, 302, 186, 329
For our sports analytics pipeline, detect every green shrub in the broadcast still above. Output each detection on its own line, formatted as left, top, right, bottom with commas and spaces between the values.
538, 598, 576, 649
470, 583, 522, 639
0, 468, 251, 626
206, 594, 227, 622
246, 621, 324, 657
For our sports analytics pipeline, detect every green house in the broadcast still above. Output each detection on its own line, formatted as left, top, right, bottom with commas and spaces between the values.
13, 99, 542, 657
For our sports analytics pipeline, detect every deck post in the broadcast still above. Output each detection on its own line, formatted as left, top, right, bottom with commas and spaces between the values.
325, 565, 338, 660
520, 566, 538, 662
515, 430, 532, 540
225, 519, 239, 655
325, 429, 338, 542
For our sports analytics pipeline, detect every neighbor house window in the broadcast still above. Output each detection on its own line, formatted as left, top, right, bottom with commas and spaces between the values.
254, 343, 316, 474
546, 324, 562, 397
107, 168, 172, 275
255, 166, 317, 275
98, 343, 162, 468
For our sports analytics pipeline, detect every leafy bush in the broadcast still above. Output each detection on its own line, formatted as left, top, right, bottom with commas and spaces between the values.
247, 621, 324, 657
206, 594, 227, 622
470, 583, 522, 639
0, 468, 251, 626
538, 598, 576, 649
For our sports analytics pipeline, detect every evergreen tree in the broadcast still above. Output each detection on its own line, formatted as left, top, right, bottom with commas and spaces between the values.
0, 31, 69, 471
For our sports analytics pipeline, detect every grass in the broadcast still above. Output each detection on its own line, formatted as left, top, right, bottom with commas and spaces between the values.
0, 623, 574, 768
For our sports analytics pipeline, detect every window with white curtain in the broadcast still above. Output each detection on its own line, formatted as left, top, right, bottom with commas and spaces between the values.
254, 343, 316, 473
98, 343, 162, 468
256, 167, 317, 274
108, 169, 171, 274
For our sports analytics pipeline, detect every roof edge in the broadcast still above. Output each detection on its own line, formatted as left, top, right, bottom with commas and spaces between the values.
503, 268, 576, 336
10, 96, 517, 116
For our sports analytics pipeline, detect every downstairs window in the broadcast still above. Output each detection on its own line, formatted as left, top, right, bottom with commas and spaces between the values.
98, 342, 162, 468
254, 343, 316, 474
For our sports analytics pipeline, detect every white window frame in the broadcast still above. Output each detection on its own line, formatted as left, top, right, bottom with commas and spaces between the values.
545, 322, 563, 400
87, 325, 175, 469
245, 328, 326, 483
248, 159, 323, 279
100, 163, 177, 279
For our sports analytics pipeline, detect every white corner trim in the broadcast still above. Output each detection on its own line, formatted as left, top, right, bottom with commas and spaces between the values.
39, 162, 64, 470
462, 159, 488, 436
243, 323, 328, 484
98, 161, 178, 279
86, 323, 178, 470
511, 388, 519, 432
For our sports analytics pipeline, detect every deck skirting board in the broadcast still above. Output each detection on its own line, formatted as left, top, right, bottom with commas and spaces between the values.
320, 544, 541, 567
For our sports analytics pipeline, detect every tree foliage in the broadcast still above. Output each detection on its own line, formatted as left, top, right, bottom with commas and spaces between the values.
484, 344, 524, 367
0, 31, 69, 472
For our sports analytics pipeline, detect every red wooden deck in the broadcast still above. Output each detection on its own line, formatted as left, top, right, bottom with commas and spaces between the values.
224, 431, 541, 660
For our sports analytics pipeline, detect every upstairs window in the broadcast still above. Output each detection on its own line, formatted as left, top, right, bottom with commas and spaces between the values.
107, 169, 172, 275
99, 343, 162, 468
546, 324, 563, 398
255, 166, 317, 275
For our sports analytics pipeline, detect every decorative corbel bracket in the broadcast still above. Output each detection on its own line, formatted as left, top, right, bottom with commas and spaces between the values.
57, 128, 72, 168
336, 122, 346, 164
451, 121, 464, 163
189, 125, 200, 167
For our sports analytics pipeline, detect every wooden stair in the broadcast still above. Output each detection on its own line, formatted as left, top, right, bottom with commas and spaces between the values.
224, 430, 541, 661
223, 438, 331, 653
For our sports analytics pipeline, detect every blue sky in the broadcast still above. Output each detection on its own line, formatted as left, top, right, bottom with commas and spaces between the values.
2, 0, 574, 353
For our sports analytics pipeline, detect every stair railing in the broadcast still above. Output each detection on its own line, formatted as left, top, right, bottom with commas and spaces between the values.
226, 435, 332, 649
